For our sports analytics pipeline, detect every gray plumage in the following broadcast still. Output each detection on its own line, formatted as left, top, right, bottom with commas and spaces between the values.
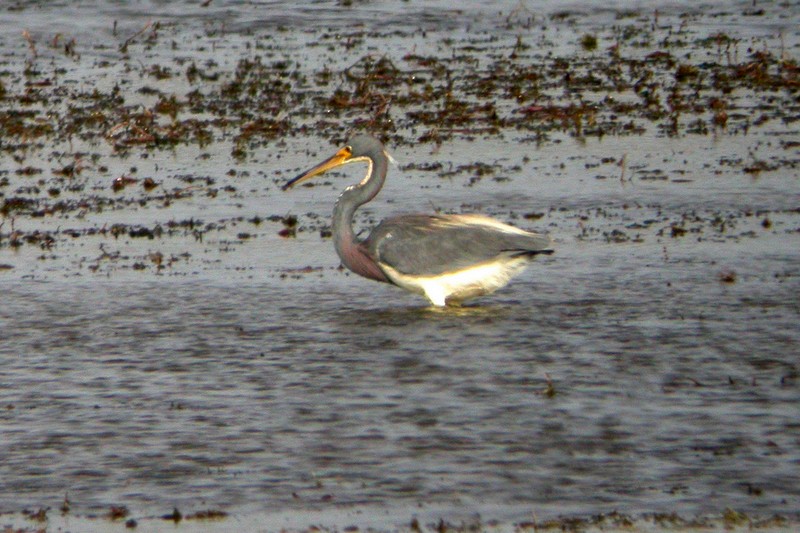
367, 214, 552, 277
283, 134, 554, 306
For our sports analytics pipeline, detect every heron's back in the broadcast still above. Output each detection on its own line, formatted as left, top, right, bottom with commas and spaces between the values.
367, 213, 552, 277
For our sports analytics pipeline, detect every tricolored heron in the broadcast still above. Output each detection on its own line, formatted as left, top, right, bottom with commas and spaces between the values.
282, 135, 553, 306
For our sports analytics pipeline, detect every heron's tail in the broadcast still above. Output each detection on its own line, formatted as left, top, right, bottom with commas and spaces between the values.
502, 232, 554, 256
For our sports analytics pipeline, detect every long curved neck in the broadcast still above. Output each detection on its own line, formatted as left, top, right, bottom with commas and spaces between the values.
332, 154, 387, 271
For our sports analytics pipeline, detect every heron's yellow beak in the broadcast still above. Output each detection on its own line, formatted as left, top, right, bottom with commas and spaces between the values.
282, 146, 353, 191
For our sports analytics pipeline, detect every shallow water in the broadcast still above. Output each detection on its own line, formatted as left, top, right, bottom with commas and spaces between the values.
2, 237, 799, 522
1, 0, 799, 529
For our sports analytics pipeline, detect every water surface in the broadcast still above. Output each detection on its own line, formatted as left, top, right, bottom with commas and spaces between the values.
1, 0, 799, 529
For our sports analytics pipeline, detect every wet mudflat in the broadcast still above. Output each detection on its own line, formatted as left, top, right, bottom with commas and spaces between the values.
1, 0, 799, 531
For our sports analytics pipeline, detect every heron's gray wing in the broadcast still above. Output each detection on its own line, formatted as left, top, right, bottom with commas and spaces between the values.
366, 214, 552, 277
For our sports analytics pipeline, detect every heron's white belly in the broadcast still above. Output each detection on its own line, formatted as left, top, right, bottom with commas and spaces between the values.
380, 256, 531, 306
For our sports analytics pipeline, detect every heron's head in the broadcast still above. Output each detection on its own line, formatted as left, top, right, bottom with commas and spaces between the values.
282, 135, 391, 191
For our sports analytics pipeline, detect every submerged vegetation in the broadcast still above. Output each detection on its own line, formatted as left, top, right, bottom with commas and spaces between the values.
0, 7, 798, 530
0, 4, 798, 275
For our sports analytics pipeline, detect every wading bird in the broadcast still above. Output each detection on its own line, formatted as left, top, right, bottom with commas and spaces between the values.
282, 135, 553, 306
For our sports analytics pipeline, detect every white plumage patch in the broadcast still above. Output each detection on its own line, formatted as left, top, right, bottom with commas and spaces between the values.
383, 149, 398, 166
427, 214, 542, 237
380, 254, 532, 307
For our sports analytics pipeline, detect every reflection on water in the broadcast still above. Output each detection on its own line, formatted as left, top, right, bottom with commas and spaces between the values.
1, 241, 798, 522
